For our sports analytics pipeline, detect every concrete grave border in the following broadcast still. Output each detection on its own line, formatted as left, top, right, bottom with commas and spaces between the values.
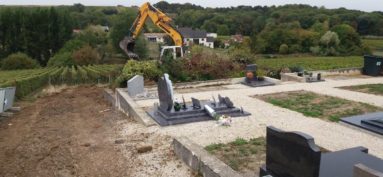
173, 136, 243, 177
104, 88, 156, 127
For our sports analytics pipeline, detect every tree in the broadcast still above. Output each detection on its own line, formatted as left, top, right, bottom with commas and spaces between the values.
72, 45, 101, 65
217, 25, 230, 35
1, 52, 39, 70
318, 31, 340, 56
279, 44, 289, 54
331, 24, 362, 54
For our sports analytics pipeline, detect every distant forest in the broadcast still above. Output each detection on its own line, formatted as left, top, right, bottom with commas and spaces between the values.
0, 2, 382, 66
154, 1, 383, 36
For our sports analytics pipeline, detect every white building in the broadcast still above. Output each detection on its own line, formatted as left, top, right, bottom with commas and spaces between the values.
178, 27, 214, 48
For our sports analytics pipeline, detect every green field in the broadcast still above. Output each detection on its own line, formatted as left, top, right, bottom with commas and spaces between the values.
0, 64, 122, 98
257, 56, 363, 71
362, 39, 383, 55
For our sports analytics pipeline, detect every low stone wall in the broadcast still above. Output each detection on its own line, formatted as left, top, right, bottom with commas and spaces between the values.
103, 89, 116, 107
116, 88, 156, 127
311, 67, 362, 76
173, 137, 243, 177
280, 73, 306, 82
172, 78, 244, 89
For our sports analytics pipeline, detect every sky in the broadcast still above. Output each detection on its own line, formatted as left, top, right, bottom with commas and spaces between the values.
1, 0, 382, 12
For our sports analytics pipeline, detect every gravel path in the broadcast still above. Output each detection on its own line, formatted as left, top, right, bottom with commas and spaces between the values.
137, 77, 383, 158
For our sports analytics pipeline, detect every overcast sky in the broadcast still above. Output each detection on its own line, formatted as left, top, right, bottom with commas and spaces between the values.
1, 0, 382, 12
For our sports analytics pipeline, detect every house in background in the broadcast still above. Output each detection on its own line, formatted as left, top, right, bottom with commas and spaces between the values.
231, 34, 244, 43
178, 27, 215, 48
143, 33, 166, 43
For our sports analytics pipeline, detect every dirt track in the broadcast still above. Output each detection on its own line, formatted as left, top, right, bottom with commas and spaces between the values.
0, 86, 191, 177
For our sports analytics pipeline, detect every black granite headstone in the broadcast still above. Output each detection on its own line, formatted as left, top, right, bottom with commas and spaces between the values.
158, 74, 174, 111
263, 126, 321, 177
182, 96, 187, 110
191, 98, 202, 109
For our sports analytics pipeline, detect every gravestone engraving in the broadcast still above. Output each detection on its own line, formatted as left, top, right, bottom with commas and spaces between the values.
158, 74, 174, 111
263, 126, 321, 177
127, 75, 144, 97
191, 98, 201, 109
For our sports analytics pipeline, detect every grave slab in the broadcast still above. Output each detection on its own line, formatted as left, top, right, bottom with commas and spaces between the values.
341, 112, 383, 135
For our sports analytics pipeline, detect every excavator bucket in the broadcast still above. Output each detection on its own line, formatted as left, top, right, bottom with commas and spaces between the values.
119, 36, 139, 59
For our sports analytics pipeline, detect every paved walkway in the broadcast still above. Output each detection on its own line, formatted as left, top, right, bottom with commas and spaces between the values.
137, 77, 383, 158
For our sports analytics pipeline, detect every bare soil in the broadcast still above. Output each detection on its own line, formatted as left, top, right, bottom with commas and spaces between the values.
0, 86, 191, 177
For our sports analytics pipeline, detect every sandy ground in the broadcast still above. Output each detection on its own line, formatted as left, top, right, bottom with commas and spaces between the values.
135, 77, 383, 158
0, 86, 192, 177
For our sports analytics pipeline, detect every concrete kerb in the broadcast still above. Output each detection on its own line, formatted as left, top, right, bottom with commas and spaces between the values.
115, 88, 156, 127
173, 137, 243, 177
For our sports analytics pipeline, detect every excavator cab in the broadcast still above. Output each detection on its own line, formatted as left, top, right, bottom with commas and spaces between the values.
160, 46, 184, 60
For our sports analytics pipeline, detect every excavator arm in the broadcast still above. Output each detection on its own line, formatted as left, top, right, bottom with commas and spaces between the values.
119, 2, 183, 59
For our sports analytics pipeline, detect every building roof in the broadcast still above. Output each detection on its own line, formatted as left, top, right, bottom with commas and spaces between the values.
144, 33, 167, 37
178, 27, 207, 39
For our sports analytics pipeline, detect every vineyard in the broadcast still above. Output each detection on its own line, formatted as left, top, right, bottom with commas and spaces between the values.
0, 64, 123, 98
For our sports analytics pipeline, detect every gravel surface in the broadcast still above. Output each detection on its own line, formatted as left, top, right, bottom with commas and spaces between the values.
136, 77, 383, 158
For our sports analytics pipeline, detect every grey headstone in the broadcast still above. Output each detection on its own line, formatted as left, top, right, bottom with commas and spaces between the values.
3, 87, 15, 111
127, 75, 144, 97
158, 74, 174, 111
0, 89, 5, 113
264, 126, 321, 177
191, 98, 201, 109
224, 97, 234, 108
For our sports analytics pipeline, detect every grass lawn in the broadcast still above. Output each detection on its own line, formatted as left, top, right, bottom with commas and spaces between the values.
256, 91, 382, 122
362, 39, 383, 56
257, 56, 363, 71
205, 138, 266, 175
341, 84, 383, 96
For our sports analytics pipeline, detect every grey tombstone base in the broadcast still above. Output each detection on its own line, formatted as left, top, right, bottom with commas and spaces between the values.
158, 74, 174, 111
127, 75, 144, 97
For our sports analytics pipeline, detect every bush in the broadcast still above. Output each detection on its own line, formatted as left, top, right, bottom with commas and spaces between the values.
72, 45, 101, 65
1, 53, 39, 70
116, 60, 162, 86
229, 46, 255, 64
279, 44, 289, 54
47, 52, 74, 67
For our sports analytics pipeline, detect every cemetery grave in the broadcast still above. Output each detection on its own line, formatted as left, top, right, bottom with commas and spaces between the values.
260, 126, 383, 177
146, 74, 251, 126
205, 137, 266, 176
256, 91, 383, 122
340, 83, 383, 96
341, 112, 383, 135
241, 64, 276, 87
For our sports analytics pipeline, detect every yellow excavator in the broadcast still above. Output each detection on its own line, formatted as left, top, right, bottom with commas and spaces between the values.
119, 2, 184, 59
